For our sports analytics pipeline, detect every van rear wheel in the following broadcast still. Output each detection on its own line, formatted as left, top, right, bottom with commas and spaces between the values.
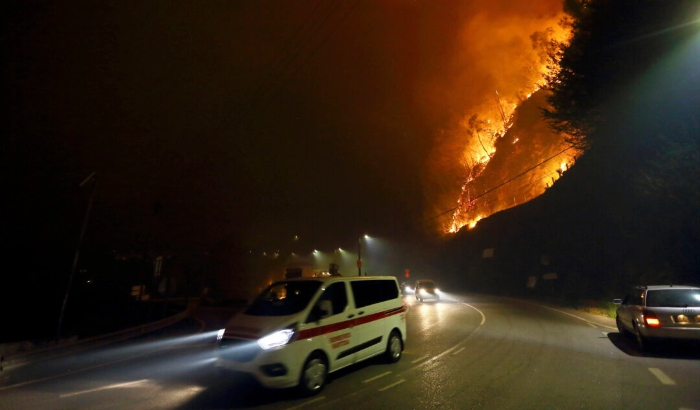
299, 352, 327, 396
385, 330, 403, 363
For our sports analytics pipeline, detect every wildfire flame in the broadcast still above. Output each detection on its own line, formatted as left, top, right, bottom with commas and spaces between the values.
429, 3, 581, 234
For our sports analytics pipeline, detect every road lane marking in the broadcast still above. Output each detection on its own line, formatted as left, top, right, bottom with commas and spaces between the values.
362, 371, 391, 383
411, 301, 487, 370
586, 322, 598, 328
452, 347, 466, 355
423, 361, 440, 371
648, 368, 676, 385
60, 379, 149, 398
532, 303, 617, 330
460, 302, 486, 325
378, 379, 405, 391
411, 355, 429, 364
285, 396, 326, 410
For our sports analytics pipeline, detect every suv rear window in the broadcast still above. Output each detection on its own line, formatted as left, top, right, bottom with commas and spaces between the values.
646, 289, 700, 308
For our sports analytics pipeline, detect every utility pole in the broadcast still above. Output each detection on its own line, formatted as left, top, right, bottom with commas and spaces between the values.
357, 236, 362, 276
57, 172, 96, 341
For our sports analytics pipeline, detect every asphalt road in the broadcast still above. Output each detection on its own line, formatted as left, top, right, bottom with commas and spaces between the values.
1, 293, 699, 410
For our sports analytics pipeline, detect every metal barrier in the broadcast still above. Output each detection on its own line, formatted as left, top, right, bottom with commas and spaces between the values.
1, 309, 190, 372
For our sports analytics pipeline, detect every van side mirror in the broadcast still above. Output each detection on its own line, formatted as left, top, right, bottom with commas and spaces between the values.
613, 298, 622, 305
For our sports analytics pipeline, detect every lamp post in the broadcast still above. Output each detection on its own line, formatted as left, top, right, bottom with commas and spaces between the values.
57, 172, 96, 341
357, 237, 362, 276
357, 234, 369, 276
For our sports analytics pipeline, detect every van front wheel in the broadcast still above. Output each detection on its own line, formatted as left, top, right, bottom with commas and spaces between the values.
385, 330, 403, 363
299, 352, 327, 396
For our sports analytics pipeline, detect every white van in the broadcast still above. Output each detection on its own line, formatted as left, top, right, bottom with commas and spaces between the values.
215, 276, 407, 394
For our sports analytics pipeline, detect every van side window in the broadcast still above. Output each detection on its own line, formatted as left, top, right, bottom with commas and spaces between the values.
307, 282, 348, 323
323, 282, 348, 316
351, 280, 399, 308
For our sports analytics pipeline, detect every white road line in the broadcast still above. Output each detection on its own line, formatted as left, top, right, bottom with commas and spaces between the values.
648, 367, 676, 385
285, 396, 326, 410
378, 379, 405, 391
60, 379, 150, 398
362, 371, 391, 383
452, 347, 466, 355
532, 303, 617, 330
460, 302, 486, 325
586, 322, 598, 328
411, 301, 487, 370
411, 354, 429, 364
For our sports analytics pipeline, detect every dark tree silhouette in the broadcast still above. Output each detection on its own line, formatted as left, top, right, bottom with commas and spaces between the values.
543, 0, 700, 284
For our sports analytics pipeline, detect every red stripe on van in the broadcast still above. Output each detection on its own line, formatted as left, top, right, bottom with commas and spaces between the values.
297, 305, 406, 340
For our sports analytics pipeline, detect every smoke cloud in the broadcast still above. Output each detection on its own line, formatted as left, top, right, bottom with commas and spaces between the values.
415, 0, 574, 233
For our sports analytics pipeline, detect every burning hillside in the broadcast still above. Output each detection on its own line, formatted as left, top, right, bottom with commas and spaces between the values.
448, 90, 581, 232
422, 0, 580, 234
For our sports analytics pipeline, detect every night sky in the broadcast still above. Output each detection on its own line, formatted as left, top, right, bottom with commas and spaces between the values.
3, 0, 567, 258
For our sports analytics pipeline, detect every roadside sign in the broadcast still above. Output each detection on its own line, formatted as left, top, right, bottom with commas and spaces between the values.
154, 256, 163, 278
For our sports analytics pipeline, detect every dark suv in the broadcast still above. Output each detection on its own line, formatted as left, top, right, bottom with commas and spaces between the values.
614, 285, 700, 351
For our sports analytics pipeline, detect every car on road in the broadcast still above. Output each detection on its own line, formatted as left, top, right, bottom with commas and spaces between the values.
614, 285, 700, 351
216, 276, 406, 395
415, 279, 440, 302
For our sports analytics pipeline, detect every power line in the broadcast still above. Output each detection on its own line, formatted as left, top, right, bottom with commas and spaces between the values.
423, 145, 576, 224
481, 169, 561, 206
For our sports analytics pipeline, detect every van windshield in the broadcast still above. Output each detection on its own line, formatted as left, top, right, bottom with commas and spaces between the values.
245, 280, 323, 316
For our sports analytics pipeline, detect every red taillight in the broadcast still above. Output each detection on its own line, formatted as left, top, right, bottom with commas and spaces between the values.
643, 310, 660, 327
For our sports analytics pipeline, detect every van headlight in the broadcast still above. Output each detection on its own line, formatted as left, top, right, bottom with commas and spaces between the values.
258, 329, 295, 350
217, 329, 225, 341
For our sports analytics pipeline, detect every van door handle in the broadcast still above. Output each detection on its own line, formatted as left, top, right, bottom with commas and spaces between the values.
358, 311, 364, 315
347, 314, 355, 319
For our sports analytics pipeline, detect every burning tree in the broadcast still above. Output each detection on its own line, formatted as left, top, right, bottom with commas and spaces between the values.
442, 13, 578, 233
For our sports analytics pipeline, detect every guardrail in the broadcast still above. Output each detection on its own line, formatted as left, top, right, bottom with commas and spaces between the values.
1, 308, 190, 372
